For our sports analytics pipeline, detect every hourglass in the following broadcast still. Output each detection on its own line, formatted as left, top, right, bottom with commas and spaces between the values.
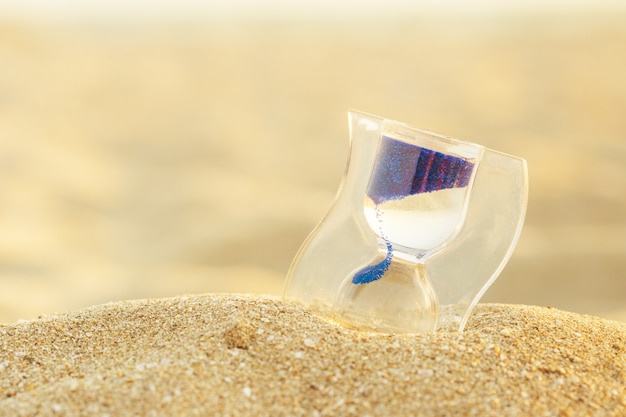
283, 111, 528, 333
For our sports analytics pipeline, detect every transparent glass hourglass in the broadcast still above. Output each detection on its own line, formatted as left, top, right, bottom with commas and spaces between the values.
283, 111, 528, 334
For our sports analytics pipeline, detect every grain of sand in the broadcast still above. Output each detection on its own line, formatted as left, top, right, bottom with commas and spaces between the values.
0, 294, 625, 416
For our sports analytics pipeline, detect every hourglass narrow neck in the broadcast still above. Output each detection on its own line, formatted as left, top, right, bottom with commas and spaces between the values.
371, 236, 431, 263
351, 239, 429, 286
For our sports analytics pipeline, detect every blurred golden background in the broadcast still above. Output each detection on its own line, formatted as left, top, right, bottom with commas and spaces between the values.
1, 2, 625, 323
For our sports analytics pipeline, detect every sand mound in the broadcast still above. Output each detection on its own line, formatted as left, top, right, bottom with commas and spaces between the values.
1, 294, 624, 416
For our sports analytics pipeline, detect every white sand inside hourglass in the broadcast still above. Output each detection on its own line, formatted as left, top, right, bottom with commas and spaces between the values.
364, 187, 468, 251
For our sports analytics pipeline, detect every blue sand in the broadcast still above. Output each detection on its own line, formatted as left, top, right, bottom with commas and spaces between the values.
367, 136, 474, 205
352, 242, 393, 284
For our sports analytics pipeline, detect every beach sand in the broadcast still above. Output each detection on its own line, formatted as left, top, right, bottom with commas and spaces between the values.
1, 293, 624, 416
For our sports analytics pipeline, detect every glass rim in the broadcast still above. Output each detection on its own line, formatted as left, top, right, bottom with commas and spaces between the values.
349, 109, 526, 163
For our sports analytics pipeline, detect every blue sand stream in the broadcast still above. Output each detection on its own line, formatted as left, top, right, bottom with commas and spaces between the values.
352, 241, 393, 284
